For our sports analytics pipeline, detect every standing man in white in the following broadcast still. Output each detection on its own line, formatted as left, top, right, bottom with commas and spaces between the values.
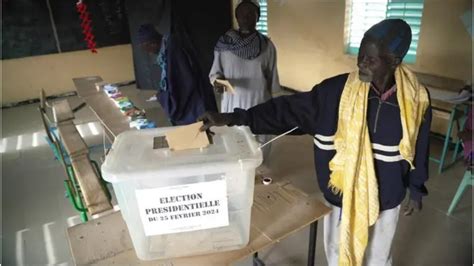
209, 0, 280, 169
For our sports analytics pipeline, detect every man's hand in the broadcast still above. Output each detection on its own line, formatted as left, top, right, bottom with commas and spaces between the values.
198, 112, 234, 131
458, 129, 472, 143
403, 199, 422, 216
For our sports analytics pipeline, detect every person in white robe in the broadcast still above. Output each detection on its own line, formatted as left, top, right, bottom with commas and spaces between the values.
209, 0, 281, 168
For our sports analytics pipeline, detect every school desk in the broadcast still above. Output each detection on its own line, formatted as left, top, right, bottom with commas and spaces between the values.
71, 76, 331, 265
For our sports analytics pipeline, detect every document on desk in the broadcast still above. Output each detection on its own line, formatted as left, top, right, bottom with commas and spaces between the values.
165, 122, 210, 151
432, 89, 472, 104
215, 79, 235, 94
444, 89, 472, 104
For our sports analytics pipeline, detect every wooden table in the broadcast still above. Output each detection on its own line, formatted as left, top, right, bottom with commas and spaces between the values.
73, 76, 168, 142
416, 72, 469, 173
70, 76, 332, 265
68, 181, 330, 265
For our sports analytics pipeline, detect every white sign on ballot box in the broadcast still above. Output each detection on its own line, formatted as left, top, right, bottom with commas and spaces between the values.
136, 179, 229, 236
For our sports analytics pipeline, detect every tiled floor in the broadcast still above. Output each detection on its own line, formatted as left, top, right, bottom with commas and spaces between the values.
1, 95, 472, 265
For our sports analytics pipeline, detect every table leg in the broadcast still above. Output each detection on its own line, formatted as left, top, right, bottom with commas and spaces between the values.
307, 221, 318, 266
437, 107, 457, 173
451, 106, 468, 164
253, 252, 265, 266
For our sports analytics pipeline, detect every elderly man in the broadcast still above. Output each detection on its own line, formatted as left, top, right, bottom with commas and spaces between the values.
200, 19, 432, 266
210, 0, 281, 167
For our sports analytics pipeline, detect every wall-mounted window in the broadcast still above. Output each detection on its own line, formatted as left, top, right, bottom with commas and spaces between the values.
346, 0, 424, 63
256, 0, 268, 35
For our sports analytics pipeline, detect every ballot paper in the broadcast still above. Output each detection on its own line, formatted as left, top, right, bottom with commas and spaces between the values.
146, 95, 158, 102
438, 89, 473, 104
104, 85, 119, 96
215, 79, 235, 94
165, 122, 210, 151
95, 81, 109, 92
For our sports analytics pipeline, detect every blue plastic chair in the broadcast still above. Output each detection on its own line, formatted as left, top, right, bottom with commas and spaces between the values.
447, 168, 473, 215
430, 104, 468, 173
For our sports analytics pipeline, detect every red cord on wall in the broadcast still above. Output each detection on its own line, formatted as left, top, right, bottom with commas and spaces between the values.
76, 1, 98, 53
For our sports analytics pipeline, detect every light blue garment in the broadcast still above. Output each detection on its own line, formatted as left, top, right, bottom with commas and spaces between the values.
157, 35, 169, 91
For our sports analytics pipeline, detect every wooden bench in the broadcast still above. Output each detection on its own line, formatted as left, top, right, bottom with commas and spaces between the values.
56, 121, 89, 158
52, 99, 75, 124
43, 93, 112, 220
70, 154, 112, 215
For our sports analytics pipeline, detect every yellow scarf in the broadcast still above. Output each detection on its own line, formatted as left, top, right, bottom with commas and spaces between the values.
328, 64, 429, 266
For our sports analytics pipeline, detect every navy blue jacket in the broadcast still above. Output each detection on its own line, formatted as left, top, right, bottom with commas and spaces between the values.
159, 30, 217, 126
234, 73, 432, 210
